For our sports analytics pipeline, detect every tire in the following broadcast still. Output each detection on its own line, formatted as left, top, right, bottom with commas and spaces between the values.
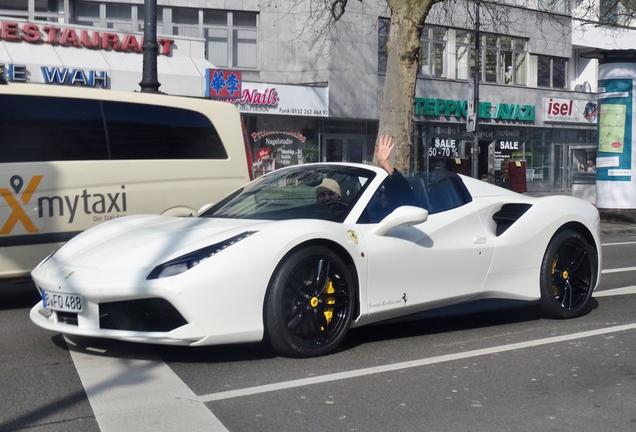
265, 246, 355, 357
539, 229, 597, 319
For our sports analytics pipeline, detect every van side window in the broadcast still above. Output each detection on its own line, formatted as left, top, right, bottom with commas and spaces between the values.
102, 102, 228, 160
0, 95, 108, 162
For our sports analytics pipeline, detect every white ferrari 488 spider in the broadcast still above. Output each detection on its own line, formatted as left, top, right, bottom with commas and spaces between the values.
31, 163, 601, 357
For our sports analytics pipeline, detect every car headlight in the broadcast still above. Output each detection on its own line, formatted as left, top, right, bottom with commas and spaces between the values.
147, 231, 256, 280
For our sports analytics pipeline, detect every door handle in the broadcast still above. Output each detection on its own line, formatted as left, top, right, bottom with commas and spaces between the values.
473, 236, 487, 244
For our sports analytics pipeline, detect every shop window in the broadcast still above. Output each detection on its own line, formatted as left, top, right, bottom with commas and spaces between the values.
536, 55, 568, 89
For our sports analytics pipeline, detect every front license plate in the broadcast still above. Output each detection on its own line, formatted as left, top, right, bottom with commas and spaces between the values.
42, 291, 83, 313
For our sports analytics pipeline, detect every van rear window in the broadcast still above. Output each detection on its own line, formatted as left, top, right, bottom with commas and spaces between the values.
0, 95, 228, 162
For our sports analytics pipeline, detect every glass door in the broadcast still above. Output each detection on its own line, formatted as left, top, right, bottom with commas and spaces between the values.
323, 135, 366, 163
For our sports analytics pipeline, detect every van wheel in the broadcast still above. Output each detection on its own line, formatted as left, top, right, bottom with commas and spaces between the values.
539, 229, 596, 319
265, 246, 355, 357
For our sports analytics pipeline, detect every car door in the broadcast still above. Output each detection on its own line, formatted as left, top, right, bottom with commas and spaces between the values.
358, 171, 495, 321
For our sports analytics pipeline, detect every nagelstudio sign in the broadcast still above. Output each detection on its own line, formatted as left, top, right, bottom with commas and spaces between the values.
414, 98, 535, 122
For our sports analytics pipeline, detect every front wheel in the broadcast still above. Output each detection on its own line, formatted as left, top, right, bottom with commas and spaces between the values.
265, 246, 355, 357
539, 229, 597, 319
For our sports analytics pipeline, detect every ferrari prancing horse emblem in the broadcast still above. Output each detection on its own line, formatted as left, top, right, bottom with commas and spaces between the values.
347, 229, 359, 244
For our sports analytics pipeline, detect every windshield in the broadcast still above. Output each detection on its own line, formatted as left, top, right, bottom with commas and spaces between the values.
201, 165, 376, 222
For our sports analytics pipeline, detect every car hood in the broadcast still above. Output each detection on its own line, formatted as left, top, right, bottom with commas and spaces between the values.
52, 215, 267, 269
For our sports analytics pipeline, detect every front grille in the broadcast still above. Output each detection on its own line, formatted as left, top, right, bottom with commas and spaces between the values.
57, 312, 78, 326
99, 298, 187, 332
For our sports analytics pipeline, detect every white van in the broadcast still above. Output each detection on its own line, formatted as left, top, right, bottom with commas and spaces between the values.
0, 83, 251, 278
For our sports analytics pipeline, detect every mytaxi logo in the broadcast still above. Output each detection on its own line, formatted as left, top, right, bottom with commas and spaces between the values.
0, 175, 43, 235
1, 175, 128, 236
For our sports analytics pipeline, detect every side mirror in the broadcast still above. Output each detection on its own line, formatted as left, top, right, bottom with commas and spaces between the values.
373, 206, 428, 236
196, 202, 215, 216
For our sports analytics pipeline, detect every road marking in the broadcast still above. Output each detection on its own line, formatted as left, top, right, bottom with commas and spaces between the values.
197, 323, 636, 403
67, 337, 229, 432
602, 266, 636, 274
594, 286, 636, 297
602, 241, 636, 246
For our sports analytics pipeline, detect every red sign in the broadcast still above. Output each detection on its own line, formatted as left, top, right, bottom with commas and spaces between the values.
206, 69, 242, 99
0, 21, 174, 55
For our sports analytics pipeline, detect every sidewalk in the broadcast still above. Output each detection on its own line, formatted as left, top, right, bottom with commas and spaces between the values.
601, 220, 636, 236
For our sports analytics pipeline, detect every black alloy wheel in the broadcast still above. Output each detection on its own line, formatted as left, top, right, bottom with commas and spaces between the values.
265, 246, 355, 357
539, 229, 597, 319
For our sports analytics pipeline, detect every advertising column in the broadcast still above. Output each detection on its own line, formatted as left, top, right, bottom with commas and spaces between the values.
596, 56, 636, 209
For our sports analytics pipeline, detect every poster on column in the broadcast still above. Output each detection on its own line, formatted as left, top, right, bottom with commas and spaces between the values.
597, 79, 632, 182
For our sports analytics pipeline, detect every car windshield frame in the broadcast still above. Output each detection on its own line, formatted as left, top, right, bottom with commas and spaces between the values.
200, 165, 377, 222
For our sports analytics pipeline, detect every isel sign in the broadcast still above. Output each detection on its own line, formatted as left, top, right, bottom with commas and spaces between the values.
543, 98, 598, 123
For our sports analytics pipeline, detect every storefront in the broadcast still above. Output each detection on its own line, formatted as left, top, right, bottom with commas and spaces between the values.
413, 91, 597, 193
205, 70, 331, 178
0, 18, 209, 96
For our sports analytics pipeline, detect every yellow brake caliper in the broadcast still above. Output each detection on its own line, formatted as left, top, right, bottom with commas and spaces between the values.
551, 256, 559, 297
323, 278, 336, 328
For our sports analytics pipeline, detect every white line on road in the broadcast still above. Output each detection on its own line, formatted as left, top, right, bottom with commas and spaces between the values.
594, 286, 636, 297
197, 323, 636, 403
602, 241, 636, 246
602, 266, 636, 274
67, 338, 229, 432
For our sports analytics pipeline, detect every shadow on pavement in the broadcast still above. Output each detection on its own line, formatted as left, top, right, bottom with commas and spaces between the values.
0, 277, 39, 311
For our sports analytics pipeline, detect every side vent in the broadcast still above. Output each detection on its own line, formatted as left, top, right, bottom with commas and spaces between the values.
492, 203, 532, 236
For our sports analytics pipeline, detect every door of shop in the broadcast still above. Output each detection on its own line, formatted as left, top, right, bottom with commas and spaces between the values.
322, 135, 367, 163
552, 144, 597, 190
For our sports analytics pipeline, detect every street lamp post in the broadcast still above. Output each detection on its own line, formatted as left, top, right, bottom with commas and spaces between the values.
471, 0, 481, 179
139, 0, 161, 93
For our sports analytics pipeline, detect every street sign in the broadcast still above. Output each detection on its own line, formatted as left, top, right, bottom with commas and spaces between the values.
466, 112, 476, 133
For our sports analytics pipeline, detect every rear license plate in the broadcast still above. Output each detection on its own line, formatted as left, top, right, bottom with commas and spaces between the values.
42, 291, 83, 313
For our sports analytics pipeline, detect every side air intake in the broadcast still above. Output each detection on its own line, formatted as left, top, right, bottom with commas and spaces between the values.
492, 204, 532, 236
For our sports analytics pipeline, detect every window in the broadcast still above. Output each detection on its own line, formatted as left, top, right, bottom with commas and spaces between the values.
102, 102, 227, 160
172, 7, 199, 38
232, 12, 257, 68
378, 21, 446, 78
455, 30, 474, 80
537, 0, 569, 14
378, 18, 390, 74
0, 96, 108, 163
420, 26, 446, 78
0, 96, 227, 162
599, 0, 619, 24
105, 3, 132, 32
73, 1, 100, 27
359, 169, 472, 223
455, 32, 527, 85
201, 10, 258, 68
537, 55, 567, 88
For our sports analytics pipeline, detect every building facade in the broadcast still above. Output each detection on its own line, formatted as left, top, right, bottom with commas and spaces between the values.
1, 0, 635, 194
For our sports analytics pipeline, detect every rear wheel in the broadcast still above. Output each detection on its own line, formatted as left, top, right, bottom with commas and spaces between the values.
265, 246, 355, 357
539, 229, 597, 319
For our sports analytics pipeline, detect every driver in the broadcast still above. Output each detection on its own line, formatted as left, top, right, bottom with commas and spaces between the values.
315, 178, 342, 204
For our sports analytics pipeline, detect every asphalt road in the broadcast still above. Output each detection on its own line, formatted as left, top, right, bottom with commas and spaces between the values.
1, 231, 636, 432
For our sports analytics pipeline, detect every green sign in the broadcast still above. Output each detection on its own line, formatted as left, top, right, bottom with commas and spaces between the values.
414, 98, 535, 122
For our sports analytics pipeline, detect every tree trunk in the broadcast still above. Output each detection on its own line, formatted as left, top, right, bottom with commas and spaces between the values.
379, 0, 434, 173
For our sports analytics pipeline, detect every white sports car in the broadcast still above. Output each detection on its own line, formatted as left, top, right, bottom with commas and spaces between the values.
30, 163, 601, 357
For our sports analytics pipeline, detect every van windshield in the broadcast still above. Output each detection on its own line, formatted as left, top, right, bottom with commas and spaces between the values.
200, 165, 375, 222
